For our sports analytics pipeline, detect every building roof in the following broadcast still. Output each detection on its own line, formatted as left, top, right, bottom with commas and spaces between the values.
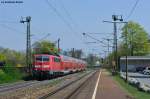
120, 56, 150, 60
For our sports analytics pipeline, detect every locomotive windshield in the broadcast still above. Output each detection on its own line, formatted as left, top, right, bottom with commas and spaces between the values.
35, 56, 49, 62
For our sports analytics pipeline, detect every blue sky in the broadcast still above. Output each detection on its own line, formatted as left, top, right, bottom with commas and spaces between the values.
0, 0, 149, 57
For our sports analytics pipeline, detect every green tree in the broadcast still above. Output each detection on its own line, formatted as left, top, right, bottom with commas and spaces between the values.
0, 53, 6, 62
32, 40, 58, 55
0, 48, 26, 66
121, 21, 150, 56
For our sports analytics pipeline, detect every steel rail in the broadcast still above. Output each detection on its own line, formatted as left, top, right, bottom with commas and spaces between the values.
0, 81, 40, 93
39, 70, 97, 99
65, 71, 98, 99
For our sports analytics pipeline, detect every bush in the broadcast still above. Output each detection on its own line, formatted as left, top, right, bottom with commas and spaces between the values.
0, 69, 5, 75
0, 65, 24, 84
0, 70, 13, 83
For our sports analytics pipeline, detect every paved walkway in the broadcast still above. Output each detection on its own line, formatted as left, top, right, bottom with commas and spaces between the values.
95, 69, 134, 99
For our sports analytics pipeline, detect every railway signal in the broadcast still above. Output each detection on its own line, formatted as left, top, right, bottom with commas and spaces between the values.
20, 16, 32, 75
103, 16, 129, 82
103, 15, 125, 71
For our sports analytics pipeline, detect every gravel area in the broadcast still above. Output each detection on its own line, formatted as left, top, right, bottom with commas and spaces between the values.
0, 70, 92, 99
45, 70, 96, 99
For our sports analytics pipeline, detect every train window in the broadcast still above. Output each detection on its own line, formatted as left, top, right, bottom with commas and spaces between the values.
36, 56, 49, 61
36, 56, 42, 61
54, 58, 60, 62
43, 56, 49, 61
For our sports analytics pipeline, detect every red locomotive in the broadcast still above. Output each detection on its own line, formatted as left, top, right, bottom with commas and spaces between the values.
33, 54, 87, 78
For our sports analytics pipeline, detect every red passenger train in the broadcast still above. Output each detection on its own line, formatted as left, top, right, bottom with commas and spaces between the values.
33, 54, 87, 78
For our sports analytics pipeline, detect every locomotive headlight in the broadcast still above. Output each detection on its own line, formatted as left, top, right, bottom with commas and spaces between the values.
43, 65, 49, 68
35, 65, 40, 68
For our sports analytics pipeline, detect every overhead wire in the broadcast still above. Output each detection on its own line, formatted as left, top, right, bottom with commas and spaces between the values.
0, 23, 24, 34
126, 0, 140, 20
45, 0, 90, 53
58, 0, 80, 29
58, 0, 95, 49
45, 0, 107, 54
118, 0, 140, 41
58, 0, 90, 48
0, 20, 24, 33
45, 0, 80, 37
0, 20, 19, 24
32, 33, 51, 47
83, 33, 106, 45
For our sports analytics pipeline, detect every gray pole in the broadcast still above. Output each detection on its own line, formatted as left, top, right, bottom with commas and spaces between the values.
20, 16, 32, 75
26, 18, 29, 72
58, 38, 60, 53
27, 16, 32, 75
72, 48, 75, 57
113, 16, 118, 71
103, 15, 124, 71
125, 23, 128, 83
107, 39, 110, 65
131, 31, 134, 56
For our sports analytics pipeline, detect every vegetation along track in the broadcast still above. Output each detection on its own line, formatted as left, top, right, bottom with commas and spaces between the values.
39, 70, 98, 99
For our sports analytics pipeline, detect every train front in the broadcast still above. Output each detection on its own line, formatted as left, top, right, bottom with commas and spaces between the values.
33, 54, 51, 77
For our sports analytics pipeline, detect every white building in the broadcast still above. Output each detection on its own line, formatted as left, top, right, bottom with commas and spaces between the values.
120, 56, 150, 72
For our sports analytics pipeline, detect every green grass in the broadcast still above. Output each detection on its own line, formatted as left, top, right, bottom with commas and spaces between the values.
0, 67, 24, 84
113, 75, 150, 99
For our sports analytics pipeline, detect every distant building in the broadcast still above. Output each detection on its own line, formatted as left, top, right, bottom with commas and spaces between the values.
120, 56, 150, 72
95, 61, 101, 67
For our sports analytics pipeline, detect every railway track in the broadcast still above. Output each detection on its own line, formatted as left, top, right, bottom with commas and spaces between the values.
0, 70, 92, 95
39, 70, 98, 99
0, 81, 40, 93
